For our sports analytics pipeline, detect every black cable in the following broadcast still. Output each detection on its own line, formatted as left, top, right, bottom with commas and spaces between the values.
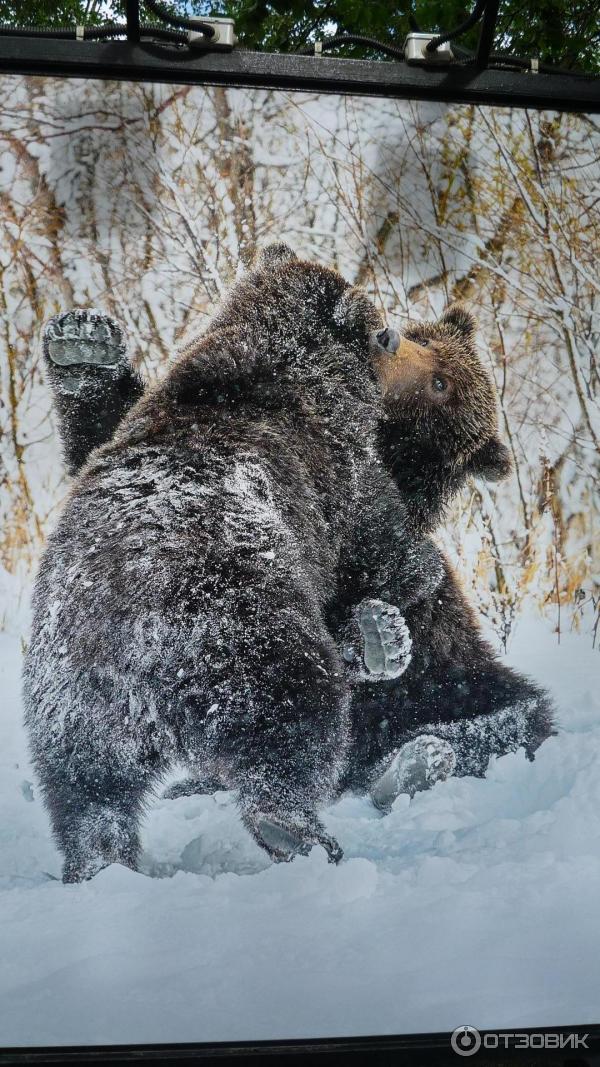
487, 53, 599, 77
425, 0, 488, 53
0, 21, 187, 43
451, 41, 599, 78
0, 24, 74, 37
298, 34, 405, 60
419, 2, 599, 77
142, 0, 215, 37
91, 23, 186, 42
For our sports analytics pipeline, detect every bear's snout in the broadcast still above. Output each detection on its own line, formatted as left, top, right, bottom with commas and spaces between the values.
373, 328, 400, 355
375, 335, 432, 399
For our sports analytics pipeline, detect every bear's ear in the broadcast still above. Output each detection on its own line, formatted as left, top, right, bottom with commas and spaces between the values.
442, 304, 477, 340
333, 287, 381, 332
467, 436, 512, 482
255, 243, 297, 270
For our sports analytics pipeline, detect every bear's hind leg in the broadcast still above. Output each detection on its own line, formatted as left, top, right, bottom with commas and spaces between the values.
43, 309, 144, 474
36, 753, 160, 882
368, 680, 554, 810
410, 688, 555, 780
209, 614, 348, 864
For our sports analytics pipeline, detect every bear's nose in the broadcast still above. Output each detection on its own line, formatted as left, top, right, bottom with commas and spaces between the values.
374, 328, 400, 355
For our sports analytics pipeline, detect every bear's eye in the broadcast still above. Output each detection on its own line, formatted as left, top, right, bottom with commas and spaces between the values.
419, 338, 430, 348
432, 375, 447, 393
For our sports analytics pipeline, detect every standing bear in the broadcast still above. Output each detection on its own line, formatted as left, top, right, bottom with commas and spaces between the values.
24, 245, 442, 881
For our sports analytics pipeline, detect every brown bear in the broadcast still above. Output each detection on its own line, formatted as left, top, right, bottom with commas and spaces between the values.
25, 245, 448, 881
36, 286, 553, 821
337, 306, 554, 805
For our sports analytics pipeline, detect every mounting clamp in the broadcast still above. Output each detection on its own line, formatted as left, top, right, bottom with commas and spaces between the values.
404, 33, 455, 65
188, 17, 237, 52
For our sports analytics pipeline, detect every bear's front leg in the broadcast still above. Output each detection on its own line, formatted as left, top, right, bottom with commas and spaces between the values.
43, 309, 144, 474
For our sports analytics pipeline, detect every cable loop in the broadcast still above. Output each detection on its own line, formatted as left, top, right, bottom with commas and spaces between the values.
426, 0, 488, 53
142, 0, 215, 37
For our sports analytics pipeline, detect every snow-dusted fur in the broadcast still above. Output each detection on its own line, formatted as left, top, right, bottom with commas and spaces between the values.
23, 245, 441, 881
36, 294, 554, 818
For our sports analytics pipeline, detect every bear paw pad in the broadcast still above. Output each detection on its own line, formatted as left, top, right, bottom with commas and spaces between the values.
44, 309, 127, 372
370, 734, 456, 810
357, 598, 412, 681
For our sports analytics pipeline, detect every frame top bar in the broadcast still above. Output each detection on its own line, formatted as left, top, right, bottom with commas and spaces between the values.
0, 37, 599, 112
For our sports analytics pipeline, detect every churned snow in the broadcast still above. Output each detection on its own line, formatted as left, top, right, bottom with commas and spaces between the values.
0, 601, 599, 1046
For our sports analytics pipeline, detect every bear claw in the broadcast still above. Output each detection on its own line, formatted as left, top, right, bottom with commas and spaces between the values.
250, 814, 343, 864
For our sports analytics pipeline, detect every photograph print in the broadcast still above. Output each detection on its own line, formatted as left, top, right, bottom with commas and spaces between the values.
0, 76, 598, 1045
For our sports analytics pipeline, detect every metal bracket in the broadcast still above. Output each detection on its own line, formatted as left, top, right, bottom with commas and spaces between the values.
404, 33, 454, 65
188, 17, 237, 52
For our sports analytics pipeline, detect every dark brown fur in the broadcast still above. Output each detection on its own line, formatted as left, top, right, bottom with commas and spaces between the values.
25, 246, 443, 879
36, 286, 553, 819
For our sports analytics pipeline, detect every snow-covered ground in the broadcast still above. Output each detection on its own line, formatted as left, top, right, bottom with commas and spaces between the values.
1, 606, 599, 1046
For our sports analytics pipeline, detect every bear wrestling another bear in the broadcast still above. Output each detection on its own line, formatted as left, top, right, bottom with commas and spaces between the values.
29, 249, 554, 868
24, 245, 443, 882
336, 306, 554, 806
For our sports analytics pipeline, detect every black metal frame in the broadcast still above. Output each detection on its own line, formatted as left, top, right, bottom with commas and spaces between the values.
2, 1027, 600, 1066
475, 0, 501, 68
125, 0, 140, 44
0, 0, 599, 113
0, 36, 598, 111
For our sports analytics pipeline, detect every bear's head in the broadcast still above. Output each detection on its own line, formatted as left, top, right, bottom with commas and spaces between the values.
166, 244, 407, 443
379, 305, 512, 484
207, 243, 402, 408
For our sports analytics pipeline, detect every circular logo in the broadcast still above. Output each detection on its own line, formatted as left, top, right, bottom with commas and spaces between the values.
451, 1026, 482, 1057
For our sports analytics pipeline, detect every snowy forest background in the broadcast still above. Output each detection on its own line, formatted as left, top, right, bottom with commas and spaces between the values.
0, 77, 598, 649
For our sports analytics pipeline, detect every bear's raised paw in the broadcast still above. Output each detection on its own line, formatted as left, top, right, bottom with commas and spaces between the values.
357, 598, 412, 681
43, 309, 128, 383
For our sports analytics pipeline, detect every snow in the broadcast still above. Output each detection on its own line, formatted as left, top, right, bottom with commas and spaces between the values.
1, 607, 599, 1046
